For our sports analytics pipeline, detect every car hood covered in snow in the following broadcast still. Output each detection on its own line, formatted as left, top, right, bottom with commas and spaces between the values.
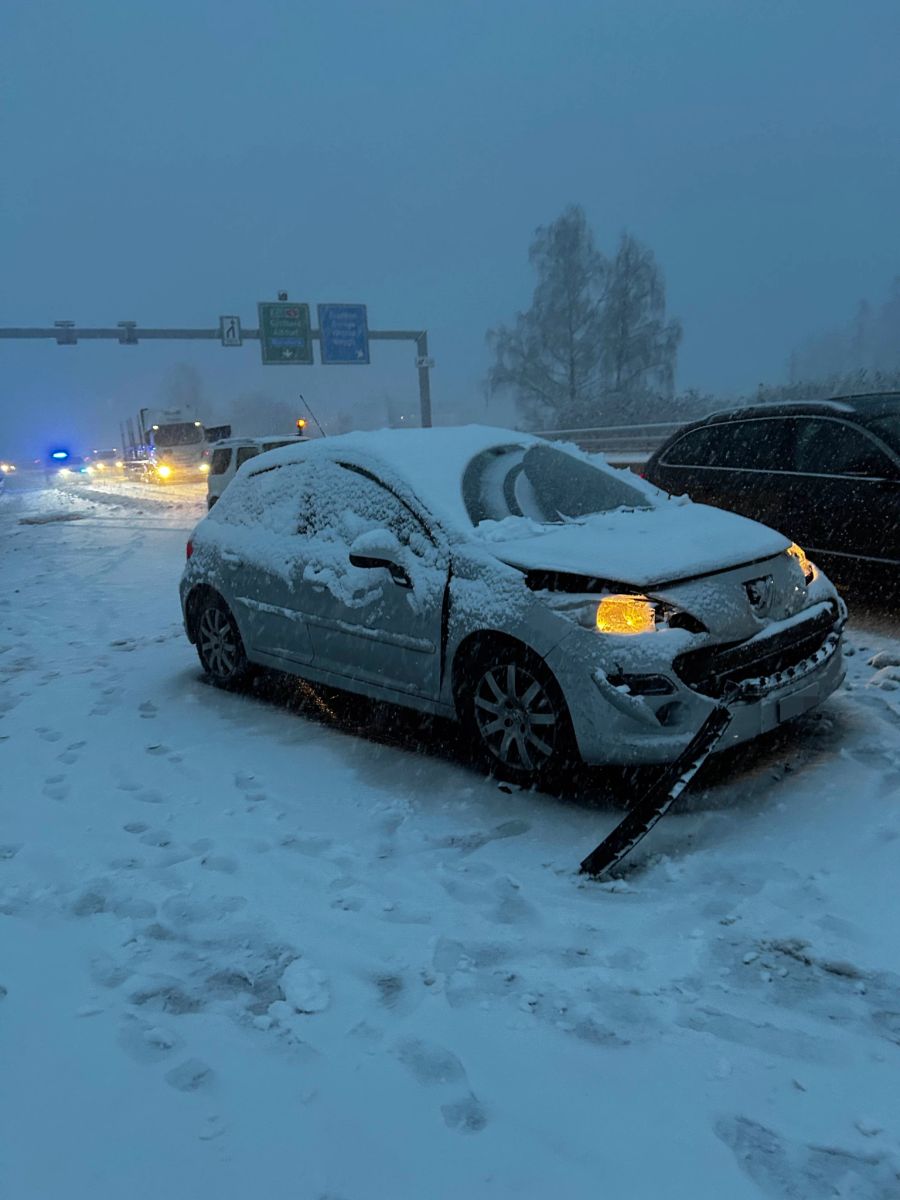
479, 502, 791, 588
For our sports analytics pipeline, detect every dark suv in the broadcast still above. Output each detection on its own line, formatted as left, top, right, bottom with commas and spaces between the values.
645, 393, 900, 574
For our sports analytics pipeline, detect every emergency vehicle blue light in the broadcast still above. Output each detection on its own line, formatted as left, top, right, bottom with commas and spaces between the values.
51, 450, 69, 460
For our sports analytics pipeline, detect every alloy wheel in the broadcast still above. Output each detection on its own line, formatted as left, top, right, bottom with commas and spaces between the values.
473, 662, 558, 772
198, 606, 239, 679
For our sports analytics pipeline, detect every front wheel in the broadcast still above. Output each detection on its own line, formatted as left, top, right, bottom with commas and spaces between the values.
195, 596, 250, 687
460, 651, 577, 784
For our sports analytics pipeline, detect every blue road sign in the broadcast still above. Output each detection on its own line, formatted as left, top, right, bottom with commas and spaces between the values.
317, 304, 370, 365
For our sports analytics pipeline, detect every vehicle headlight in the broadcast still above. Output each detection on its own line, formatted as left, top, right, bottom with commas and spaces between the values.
199, 462, 210, 474
95, 462, 105, 471
595, 594, 658, 635
157, 464, 172, 479
787, 542, 815, 583
58, 467, 71, 477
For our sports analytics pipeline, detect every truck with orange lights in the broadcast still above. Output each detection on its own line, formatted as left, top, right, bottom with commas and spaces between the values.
121, 408, 230, 483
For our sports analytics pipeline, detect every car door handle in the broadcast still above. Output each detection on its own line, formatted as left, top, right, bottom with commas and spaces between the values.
222, 551, 241, 564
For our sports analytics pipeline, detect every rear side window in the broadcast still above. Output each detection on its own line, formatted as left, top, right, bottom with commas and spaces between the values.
793, 419, 890, 477
262, 440, 298, 453
210, 462, 310, 534
236, 446, 260, 468
298, 460, 433, 552
209, 448, 232, 475
662, 419, 788, 471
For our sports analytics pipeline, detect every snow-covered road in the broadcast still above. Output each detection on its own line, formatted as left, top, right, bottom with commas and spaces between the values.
2, 477, 900, 1199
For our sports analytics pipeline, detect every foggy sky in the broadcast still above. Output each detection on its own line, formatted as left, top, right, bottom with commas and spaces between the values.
2, 0, 899, 458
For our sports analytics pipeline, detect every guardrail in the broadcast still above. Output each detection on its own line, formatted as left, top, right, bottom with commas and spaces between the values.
535, 420, 684, 460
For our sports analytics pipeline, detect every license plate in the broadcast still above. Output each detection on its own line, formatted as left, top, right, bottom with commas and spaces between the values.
777, 683, 819, 723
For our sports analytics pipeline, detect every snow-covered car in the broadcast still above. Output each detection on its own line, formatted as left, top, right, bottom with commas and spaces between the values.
205, 435, 309, 509
180, 426, 847, 783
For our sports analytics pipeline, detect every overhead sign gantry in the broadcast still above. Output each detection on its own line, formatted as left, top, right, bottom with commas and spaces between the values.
0, 297, 434, 426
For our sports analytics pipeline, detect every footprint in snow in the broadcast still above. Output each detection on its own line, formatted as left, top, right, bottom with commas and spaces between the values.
392, 1038, 487, 1133
429, 819, 532, 856
136, 788, 164, 805
117, 1013, 180, 1064
201, 855, 238, 874
130, 977, 205, 1015
42, 775, 70, 801
234, 770, 266, 802
139, 701, 158, 719
36, 727, 62, 743
716, 1115, 899, 1199
165, 1059, 213, 1092
138, 829, 175, 849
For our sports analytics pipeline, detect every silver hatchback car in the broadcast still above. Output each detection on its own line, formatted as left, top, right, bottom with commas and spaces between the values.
180, 426, 846, 783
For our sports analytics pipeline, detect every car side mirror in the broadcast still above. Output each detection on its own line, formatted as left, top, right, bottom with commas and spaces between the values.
348, 530, 412, 589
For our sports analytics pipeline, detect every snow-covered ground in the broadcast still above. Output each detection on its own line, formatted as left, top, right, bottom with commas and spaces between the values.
2, 474, 900, 1199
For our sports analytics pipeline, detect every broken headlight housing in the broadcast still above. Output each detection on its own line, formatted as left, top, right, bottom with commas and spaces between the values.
542, 591, 692, 635
787, 542, 816, 583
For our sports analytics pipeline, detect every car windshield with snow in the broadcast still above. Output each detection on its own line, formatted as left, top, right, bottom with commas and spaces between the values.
181, 426, 847, 785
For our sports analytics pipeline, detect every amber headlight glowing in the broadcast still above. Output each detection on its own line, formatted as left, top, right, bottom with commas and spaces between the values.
157, 464, 172, 479
199, 462, 210, 474
595, 594, 657, 635
787, 542, 815, 583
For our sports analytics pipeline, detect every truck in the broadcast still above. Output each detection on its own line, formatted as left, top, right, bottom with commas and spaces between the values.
120, 408, 231, 483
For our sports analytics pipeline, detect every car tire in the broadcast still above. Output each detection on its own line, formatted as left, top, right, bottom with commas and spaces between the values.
459, 646, 578, 785
194, 595, 250, 687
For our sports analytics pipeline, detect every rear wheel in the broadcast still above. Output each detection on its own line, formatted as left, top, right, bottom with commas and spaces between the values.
195, 596, 249, 687
460, 649, 577, 784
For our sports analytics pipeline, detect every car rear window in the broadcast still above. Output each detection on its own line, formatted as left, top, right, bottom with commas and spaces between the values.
866, 413, 900, 457
236, 446, 261, 468
793, 418, 891, 477
209, 447, 232, 475
262, 440, 299, 453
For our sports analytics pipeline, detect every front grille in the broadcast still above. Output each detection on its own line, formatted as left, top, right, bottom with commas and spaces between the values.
673, 604, 840, 698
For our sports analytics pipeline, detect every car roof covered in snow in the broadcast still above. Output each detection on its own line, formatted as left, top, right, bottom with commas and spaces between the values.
248, 425, 550, 530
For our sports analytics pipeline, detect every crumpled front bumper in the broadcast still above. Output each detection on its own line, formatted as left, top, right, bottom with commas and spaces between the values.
546, 605, 847, 766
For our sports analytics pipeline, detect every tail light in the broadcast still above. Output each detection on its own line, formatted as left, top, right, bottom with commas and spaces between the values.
186, 540, 193, 560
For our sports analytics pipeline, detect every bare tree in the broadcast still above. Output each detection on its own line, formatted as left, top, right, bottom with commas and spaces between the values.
487, 210, 681, 428
487, 206, 608, 428
598, 233, 682, 421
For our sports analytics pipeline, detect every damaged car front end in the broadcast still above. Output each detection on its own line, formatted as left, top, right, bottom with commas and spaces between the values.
537, 550, 846, 766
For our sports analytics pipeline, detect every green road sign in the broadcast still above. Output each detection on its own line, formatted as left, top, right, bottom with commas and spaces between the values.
257, 302, 313, 365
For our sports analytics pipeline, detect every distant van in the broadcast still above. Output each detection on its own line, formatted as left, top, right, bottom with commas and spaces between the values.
206, 435, 308, 509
